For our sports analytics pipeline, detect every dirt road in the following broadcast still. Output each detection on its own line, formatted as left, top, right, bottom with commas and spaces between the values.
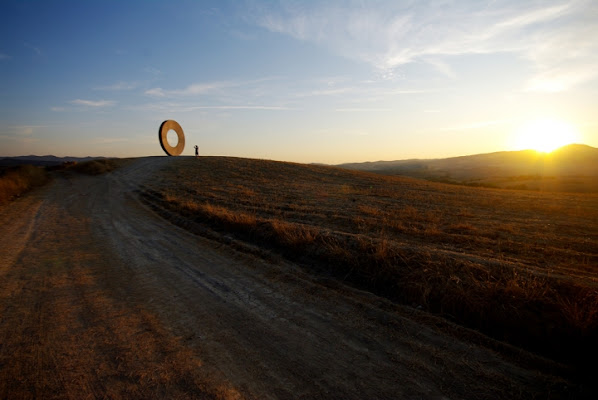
0, 157, 579, 399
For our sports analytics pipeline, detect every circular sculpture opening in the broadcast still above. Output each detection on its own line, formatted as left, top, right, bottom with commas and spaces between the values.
159, 120, 185, 156
167, 129, 179, 147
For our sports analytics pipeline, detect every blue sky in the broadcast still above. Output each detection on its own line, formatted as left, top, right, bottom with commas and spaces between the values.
1, 0, 597, 163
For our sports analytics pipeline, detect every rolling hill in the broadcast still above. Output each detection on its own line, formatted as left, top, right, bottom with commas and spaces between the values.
339, 144, 598, 192
0, 155, 102, 167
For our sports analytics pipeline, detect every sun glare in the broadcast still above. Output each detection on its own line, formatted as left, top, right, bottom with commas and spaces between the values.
513, 118, 580, 153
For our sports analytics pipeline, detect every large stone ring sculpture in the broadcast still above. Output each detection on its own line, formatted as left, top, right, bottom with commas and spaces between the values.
159, 120, 185, 156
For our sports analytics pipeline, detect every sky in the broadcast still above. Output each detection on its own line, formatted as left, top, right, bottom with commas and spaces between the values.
1, 0, 597, 164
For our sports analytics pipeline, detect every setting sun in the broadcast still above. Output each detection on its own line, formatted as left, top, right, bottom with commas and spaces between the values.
513, 118, 580, 153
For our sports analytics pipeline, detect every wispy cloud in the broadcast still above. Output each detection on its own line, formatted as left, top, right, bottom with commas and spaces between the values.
95, 81, 138, 91
230, 29, 257, 41
335, 108, 392, 112
144, 66, 162, 75
292, 79, 437, 100
3, 125, 45, 136
145, 82, 232, 97
24, 42, 41, 56
294, 87, 357, 97
440, 119, 510, 132
196, 105, 290, 110
145, 77, 280, 98
92, 137, 129, 144
522, 2, 598, 92
134, 102, 291, 113
0, 53, 10, 60
70, 99, 115, 107
249, 0, 597, 91
423, 58, 456, 79
144, 88, 165, 97
142, 75, 432, 114
0, 134, 39, 144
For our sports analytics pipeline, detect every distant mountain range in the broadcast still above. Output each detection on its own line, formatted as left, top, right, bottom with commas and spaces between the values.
0, 155, 103, 167
339, 144, 598, 192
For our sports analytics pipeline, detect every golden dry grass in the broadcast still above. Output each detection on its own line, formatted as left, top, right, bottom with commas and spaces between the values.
0, 165, 50, 204
141, 156, 598, 371
69, 158, 131, 175
0, 159, 130, 205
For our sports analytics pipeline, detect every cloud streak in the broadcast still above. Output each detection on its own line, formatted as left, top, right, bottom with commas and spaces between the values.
134, 102, 291, 113
440, 119, 510, 132
92, 137, 130, 144
144, 82, 231, 97
95, 81, 138, 91
24, 42, 42, 56
250, 0, 597, 91
4, 125, 45, 136
145, 77, 281, 98
70, 99, 115, 107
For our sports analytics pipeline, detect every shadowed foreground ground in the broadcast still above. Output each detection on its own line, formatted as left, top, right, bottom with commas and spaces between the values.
0, 157, 591, 399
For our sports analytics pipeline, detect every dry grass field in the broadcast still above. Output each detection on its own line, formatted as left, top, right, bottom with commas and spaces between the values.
0, 165, 50, 204
141, 156, 598, 373
68, 158, 133, 175
0, 159, 130, 205
2, 156, 596, 398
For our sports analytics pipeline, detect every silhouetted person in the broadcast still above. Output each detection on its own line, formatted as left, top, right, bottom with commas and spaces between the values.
194, 145, 199, 158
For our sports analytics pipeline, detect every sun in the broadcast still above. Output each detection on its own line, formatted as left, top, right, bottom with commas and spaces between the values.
513, 118, 580, 153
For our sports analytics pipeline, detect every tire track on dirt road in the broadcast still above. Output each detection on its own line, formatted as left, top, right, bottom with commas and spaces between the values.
0, 157, 582, 399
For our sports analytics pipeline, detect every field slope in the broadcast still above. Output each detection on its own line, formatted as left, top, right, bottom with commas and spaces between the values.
144, 157, 598, 369
0, 156, 596, 399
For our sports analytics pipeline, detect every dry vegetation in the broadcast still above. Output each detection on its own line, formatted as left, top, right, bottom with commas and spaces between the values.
141, 156, 598, 375
69, 158, 131, 175
0, 158, 131, 205
0, 188, 238, 400
0, 165, 50, 204
434, 174, 598, 193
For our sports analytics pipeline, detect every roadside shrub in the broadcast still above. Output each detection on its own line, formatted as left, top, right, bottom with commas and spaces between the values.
70, 159, 121, 175
0, 165, 50, 204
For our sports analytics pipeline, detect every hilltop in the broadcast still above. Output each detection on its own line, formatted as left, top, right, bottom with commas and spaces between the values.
0, 155, 103, 167
339, 144, 598, 192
